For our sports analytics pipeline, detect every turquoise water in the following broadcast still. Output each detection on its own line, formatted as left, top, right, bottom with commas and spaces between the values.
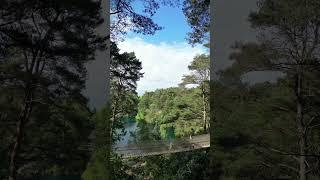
116, 121, 137, 146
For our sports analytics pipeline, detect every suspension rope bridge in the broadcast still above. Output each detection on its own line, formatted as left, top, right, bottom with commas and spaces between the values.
82, 134, 210, 158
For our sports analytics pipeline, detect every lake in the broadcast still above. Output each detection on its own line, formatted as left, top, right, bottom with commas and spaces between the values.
115, 121, 138, 146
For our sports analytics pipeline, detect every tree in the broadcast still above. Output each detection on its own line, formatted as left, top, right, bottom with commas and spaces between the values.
249, 1, 320, 179
110, 0, 210, 43
180, 54, 210, 132
213, 0, 320, 178
182, 0, 210, 45
110, 0, 179, 40
0, 0, 105, 179
128, 87, 210, 179
83, 42, 143, 180
110, 42, 143, 140
110, 41, 142, 161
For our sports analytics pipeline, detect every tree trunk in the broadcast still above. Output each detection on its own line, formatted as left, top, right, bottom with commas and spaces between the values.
202, 85, 207, 132
297, 98, 306, 180
296, 68, 306, 180
105, 106, 112, 180
8, 50, 41, 179
299, 131, 306, 180
9, 87, 33, 180
111, 98, 117, 129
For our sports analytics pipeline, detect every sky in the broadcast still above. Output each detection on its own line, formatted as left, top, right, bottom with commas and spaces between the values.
85, 0, 275, 109
117, 3, 206, 95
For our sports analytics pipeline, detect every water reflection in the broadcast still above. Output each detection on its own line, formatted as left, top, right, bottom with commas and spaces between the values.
116, 121, 138, 146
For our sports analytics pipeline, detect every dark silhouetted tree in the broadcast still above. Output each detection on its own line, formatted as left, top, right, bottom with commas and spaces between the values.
0, 0, 105, 179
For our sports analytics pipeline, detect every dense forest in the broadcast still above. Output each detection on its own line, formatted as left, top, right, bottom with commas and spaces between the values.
82, 41, 211, 179
209, 0, 320, 179
124, 53, 210, 179
0, 0, 209, 179
1, 0, 320, 180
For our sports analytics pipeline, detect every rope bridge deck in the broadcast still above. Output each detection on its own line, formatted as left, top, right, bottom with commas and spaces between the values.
82, 134, 210, 158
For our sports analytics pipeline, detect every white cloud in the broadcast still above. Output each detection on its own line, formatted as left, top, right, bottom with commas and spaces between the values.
117, 37, 206, 95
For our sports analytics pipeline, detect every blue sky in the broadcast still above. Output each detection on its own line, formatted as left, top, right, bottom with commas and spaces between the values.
118, 2, 206, 95
125, 3, 192, 43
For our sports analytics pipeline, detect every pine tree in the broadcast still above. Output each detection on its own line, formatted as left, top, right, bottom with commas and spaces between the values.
0, 1, 105, 179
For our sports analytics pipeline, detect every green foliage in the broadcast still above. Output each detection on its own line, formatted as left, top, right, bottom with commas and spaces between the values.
110, 0, 180, 39
210, 0, 320, 178
127, 84, 209, 179
0, 0, 104, 178
136, 87, 205, 139
126, 151, 209, 180
134, 54, 210, 140
83, 41, 144, 179
182, 0, 210, 44
180, 54, 210, 86
180, 54, 210, 132
82, 106, 113, 180
82, 149, 109, 180
110, 42, 143, 142
159, 123, 175, 139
